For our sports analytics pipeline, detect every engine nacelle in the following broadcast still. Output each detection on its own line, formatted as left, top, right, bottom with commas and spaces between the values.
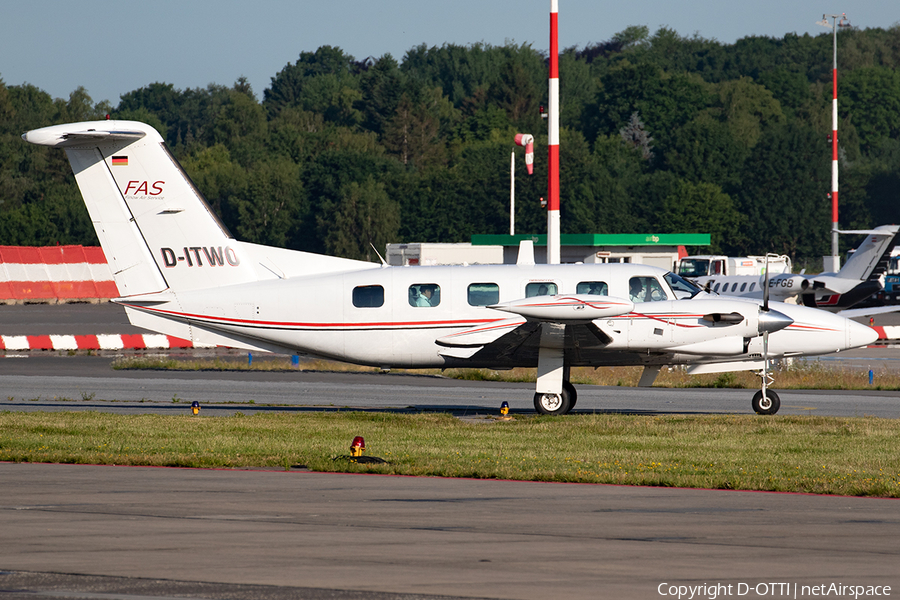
489, 295, 633, 321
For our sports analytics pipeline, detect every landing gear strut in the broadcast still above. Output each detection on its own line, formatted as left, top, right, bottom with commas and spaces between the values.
532, 323, 577, 415
753, 253, 784, 416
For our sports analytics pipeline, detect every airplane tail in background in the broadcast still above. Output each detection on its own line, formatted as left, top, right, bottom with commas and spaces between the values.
23, 120, 262, 297
836, 225, 900, 281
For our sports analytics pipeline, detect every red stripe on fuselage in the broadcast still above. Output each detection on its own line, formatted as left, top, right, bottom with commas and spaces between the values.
124, 303, 711, 332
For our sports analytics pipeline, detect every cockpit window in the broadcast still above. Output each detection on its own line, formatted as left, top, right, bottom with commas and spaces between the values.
629, 276, 667, 303
663, 271, 701, 299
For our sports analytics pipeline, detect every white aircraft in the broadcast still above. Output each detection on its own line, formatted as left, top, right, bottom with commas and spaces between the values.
22, 120, 878, 416
693, 225, 900, 316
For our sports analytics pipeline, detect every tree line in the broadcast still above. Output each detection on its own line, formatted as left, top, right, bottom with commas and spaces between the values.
2, 25, 899, 266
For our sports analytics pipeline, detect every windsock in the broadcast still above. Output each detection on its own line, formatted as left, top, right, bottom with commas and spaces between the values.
514, 133, 534, 174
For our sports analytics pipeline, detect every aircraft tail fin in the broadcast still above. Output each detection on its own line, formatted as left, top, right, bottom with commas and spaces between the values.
836, 225, 900, 282
22, 120, 260, 297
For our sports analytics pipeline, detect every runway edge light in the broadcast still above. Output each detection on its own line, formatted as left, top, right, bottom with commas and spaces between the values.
350, 436, 366, 457
500, 401, 509, 416
191, 401, 200, 415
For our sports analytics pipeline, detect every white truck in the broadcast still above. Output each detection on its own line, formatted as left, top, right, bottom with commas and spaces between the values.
676, 255, 792, 279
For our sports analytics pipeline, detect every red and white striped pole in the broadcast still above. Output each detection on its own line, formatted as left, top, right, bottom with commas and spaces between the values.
830, 47, 839, 268
547, 0, 560, 264
819, 13, 850, 271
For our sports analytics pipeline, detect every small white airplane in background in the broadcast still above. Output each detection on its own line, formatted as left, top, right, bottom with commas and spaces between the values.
23, 120, 878, 415
693, 225, 900, 317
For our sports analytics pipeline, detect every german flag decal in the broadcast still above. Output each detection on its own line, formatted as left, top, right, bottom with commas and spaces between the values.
111, 156, 128, 166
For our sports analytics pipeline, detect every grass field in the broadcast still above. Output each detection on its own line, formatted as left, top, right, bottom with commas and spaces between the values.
2, 411, 898, 497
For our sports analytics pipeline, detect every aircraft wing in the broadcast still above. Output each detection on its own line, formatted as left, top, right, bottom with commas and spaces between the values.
436, 317, 615, 363
435, 317, 530, 359
434, 294, 630, 362
837, 305, 900, 319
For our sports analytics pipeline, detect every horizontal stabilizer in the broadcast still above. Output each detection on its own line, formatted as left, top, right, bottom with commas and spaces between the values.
835, 228, 898, 236
22, 127, 146, 147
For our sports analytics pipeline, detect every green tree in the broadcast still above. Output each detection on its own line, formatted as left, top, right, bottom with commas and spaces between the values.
231, 159, 304, 248
656, 180, 743, 254
263, 46, 358, 118
322, 176, 399, 261
358, 54, 404, 135
840, 66, 900, 152
736, 122, 830, 259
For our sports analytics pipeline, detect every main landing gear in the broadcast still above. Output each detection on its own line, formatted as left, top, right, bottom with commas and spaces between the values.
533, 323, 577, 415
533, 381, 578, 415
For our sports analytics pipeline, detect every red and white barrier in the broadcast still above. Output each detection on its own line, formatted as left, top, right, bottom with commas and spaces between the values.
870, 326, 900, 342
0, 245, 119, 303
0, 334, 202, 351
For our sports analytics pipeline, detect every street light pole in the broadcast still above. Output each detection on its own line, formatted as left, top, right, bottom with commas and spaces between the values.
817, 12, 850, 272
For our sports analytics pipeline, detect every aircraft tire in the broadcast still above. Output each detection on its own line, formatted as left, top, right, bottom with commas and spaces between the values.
534, 388, 572, 415
563, 381, 578, 410
752, 390, 780, 415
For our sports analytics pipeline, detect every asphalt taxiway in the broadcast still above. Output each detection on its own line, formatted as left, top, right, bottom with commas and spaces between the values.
3, 303, 900, 599
2, 352, 900, 417
2, 463, 899, 600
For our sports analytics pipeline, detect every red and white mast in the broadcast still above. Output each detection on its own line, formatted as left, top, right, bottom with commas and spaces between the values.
818, 13, 850, 271
547, 0, 560, 264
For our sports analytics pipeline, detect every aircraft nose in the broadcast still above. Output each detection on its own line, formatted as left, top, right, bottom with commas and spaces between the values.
758, 308, 793, 334
848, 320, 879, 349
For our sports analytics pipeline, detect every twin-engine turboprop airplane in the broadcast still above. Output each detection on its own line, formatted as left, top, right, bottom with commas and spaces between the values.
23, 120, 878, 415
692, 225, 900, 316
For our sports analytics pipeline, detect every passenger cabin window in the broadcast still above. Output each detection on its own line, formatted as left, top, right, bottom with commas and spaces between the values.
468, 283, 499, 306
409, 283, 440, 307
740, 283, 747, 292
577, 281, 608, 295
353, 285, 384, 308
713, 283, 721, 292
525, 282, 557, 297
629, 276, 667, 303
749, 283, 756, 292
731, 283, 738, 292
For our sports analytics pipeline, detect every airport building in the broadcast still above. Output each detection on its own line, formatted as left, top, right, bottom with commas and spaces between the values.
387, 233, 710, 270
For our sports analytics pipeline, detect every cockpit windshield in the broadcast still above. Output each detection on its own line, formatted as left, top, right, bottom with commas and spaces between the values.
664, 271, 702, 299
